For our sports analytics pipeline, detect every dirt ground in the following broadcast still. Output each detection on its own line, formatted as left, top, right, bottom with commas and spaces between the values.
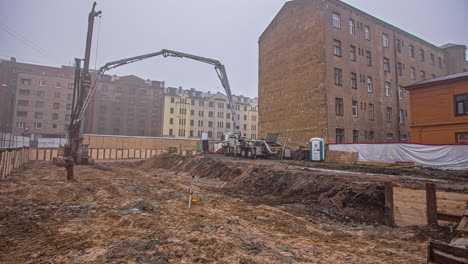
0, 154, 466, 263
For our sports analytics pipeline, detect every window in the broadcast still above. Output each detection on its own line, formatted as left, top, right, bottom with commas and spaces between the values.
244, 115, 247, 121
226, 122, 231, 129
348, 19, 355, 35
369, 131, 375, 142
199, 100, 204, 106
382, 33, 389, 48
226, 113, 231, 119
36, 91, 45, 97
16, 111, 27, 117
169, 129, 173, 136
18, 99, 29, 106
54, 92, 60, 98
170, 97, 175, 103
53, 102, 60, 109
401, 135, 408, 142
350, 45, 356, 61
397, 62, 402, 76
56, 81, 62, 88
19, 89, 30, 96
100, 105, 107, 113
208, 131, 213, 138
208, 121, 213, 128
336, 128, 344, 143
455, 93, 468, 116
199, 110, 204, 117
410, 67, 416, 80
66, 104, 72, 110
438, 57, 442, 68
334, 68, 342, 86
366, 51, 372, 66
65, 114, 71, 121
352, 101, 358, 117
217, 122, 224, 128
353, 130, 359, 143
209, 111, 214, 117
101, 84, 108, 91
34, 112, 44, 119
396, 39, 401, 53
456, 132, 468, 144
20, 78, 32, 85
383, 57, 390, 72
198, 120, 204, 127
409, 45, 415, 58
430, 54, 435, 65
16, 122, 25, 128
368, 104, 374, 120
386, 134, 393, 142
386, 107, 393, 122
398, 86, 404, 99
170, 108, 174, 114
367, 77, 373, 92
35, 101, 44, 108
332, 12, 341, 28
100, 95, 108, 101
52, 113, 58, 120
333, 40, 342, 56
169, 118, 174, 124
39, 80, 46, 86
243, 124, 247, 130
68, 83, 74, 89
218, 112, 224, 118
34, 122, 42, 129
209, 102, 214, 107
335, 98, 343, 115
420, 71, 426, 80
365, 26, 370, 40
384, 82, 391, 96
351, 73, 357, 89
190, 110, 195, 116
419, 49, 425, 62
399, 109, 405, 124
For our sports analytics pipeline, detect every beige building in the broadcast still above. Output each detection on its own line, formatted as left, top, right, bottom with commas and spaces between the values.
162, 87, 258, 140
84, 75, 165, 137
259, 0, 468, 145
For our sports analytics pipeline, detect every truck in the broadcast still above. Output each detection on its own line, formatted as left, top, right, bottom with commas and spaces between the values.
222, 132, 283, 159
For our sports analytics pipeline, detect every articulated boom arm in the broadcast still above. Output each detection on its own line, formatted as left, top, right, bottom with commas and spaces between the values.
95, 49, 240, 136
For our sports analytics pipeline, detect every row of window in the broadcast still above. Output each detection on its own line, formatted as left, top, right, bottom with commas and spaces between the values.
334, 68, 404, 98
16, 122, 68, 130
17, 99, 73, 110
335, 98, 406, 124
169, 97, 257, 112
100, 85, 157, 96
15, 111, 71, 121
336, 128, 407, 144
166, 129, 257, 140
20, 78, 74, 89
167, 118, 257, 131
332, 12, 444, 69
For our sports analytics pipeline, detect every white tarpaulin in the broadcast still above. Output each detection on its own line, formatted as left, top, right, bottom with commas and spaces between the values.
37, 138, 67, 148
329, 143, 468, 170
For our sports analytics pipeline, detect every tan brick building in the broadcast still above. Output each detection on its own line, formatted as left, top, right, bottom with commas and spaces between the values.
0, 58, 76, 140
259, 0, 468, 145
84, 75, 165, 137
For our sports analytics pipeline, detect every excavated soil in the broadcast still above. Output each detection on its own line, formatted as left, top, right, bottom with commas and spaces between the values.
0, 154, 465, 263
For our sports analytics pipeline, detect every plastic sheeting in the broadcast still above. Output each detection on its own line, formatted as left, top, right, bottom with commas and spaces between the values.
329, 143, 468, 170
37, 138, 67, 148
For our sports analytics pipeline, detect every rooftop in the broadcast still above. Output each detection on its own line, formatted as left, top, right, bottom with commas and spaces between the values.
404, 71, 468, 90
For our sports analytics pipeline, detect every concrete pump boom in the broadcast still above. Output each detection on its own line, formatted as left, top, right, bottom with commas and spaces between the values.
78, 49, 241, 137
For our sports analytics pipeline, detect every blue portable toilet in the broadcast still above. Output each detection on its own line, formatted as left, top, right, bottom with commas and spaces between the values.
309, 138, 325, 161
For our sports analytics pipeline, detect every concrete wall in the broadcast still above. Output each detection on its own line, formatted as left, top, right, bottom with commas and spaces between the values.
409, 78, 468, 144
82, 134, 199, 153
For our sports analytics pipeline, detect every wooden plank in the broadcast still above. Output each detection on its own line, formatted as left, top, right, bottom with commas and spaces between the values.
437, 214, 462, 223
394, 201, 427, 217
151, 150, 156, 157
438, 200, 468, 216
429, 240, 468, 260
385, 181, 394, 227
395, 213, 428, 227
427, 183, 438, 226
437, 192, 468, 202
394, 187, 426, 202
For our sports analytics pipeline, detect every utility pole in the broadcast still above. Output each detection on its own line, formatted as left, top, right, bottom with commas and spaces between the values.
65, 2, 101, 181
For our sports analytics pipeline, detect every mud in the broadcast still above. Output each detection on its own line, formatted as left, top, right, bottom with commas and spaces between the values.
0, 154, 465, 263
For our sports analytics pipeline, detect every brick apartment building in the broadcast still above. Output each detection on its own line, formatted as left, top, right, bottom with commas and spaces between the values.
84, 75, 165, 137
259, 0, 468, 145
0, 58, 76, 139
162, 87, 258, 140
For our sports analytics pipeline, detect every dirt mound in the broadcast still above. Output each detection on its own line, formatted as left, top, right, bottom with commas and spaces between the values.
145, 155, 385, 224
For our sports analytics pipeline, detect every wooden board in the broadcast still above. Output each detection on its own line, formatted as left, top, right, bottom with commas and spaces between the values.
325, 150, 358, 165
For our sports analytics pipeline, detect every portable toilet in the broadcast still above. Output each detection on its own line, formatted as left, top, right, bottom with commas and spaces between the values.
309, 138, 325, 161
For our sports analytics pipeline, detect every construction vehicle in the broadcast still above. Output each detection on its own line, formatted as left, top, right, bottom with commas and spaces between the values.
222, 132, 283, 159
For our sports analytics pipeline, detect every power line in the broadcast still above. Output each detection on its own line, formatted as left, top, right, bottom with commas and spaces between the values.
0, 22, 66, 65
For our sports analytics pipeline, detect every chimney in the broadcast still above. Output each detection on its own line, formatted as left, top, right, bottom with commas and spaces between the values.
10, 57, 16, 62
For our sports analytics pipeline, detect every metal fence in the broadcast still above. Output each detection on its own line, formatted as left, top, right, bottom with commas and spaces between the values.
0, 132, 30, 149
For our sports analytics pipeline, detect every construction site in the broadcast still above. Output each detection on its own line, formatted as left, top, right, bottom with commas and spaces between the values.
1, 0, 468, 263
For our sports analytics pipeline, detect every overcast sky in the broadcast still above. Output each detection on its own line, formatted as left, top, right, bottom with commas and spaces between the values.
1, 0, 467, 98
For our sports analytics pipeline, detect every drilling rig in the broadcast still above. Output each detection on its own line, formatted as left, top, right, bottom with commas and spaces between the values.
64, 2, 101, 181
